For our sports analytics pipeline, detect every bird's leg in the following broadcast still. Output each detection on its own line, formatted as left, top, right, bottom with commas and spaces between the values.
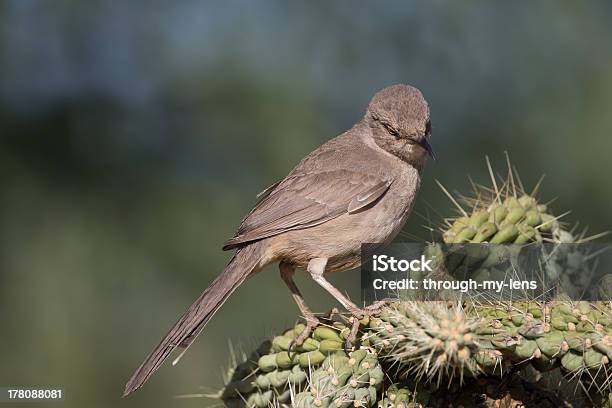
307, 258, 370, 348
307, 258, 361, 312
307, 259, 398, 348
279, 262, 319, 348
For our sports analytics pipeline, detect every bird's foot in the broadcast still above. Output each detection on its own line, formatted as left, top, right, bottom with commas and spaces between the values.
322, 307, 341, 322
289, 315, 320, 353
362, 297, 397, 315
344, 298, 397, 350
347, 297, 397, 321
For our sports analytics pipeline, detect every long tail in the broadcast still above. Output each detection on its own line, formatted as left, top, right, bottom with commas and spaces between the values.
123, 243, 264, 397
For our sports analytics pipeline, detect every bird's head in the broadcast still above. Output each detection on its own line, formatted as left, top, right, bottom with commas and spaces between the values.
365, 84, 434, 167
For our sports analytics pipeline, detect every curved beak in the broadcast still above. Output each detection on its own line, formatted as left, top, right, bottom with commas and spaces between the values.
419, 137, 436, 161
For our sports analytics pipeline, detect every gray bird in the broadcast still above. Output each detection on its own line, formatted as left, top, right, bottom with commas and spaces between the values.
123, 84, 434, 396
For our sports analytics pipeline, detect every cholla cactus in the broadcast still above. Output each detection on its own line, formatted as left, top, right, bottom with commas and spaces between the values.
220, 322, 351, 407
216, 299, 611, 407
292, 349, 384, 408
363, 301, 480, 387
432, 156, 606, 300
364, 300, 611, 393
439, 156, 565, 245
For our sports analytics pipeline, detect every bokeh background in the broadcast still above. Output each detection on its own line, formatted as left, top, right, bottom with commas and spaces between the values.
1, 2, 612, 407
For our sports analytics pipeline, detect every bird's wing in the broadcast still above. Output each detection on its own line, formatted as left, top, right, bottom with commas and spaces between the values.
223, 168, 392, 250
255, 180, 282, 200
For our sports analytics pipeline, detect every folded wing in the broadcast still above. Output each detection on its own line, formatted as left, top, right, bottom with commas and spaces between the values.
223, 168, 392, 250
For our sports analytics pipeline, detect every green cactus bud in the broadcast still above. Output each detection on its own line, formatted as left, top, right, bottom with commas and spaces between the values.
294, 393, 315, 408
348, 349, 368, 368
469, 210, 490, 228
517, 322, 547, 339
288, 365, 308, 385
473, 222, 497, 243
474, 349, 503, 369
539, 213, 557, 232
269, 369, 291, 388
323, 352, 351, 370
490, 224, 519, 244
593, 335, 612, 360
330, 366, 353, 387
247, 390, 274, 408
276, 351, 298, 369
502, 207, 526, 226
299, 350, 327, 367
284, 323, 306, 339
352, 387, 375, 407
367, 365, 384, 387
333, 388, 356, 408
561, 351, 584, 372
489, 205, 509, 224
458, 226, 480, 243
504, 197, 522, 208
301, 337, 321, 352
349, 371, 370, 389
514, 339, 539, 359
314, 327, 343, 343
535, 331, 565, 357
293, 323, 306, 337
450, 217, 470, 231
514, 223, 536, 244
567, 333, 596, 353
319, 339, 343, 354
272, 335, 293, 352
258, 354, 277, 372
584, 349, 606, 368
524, 210, 541, 227
255, 372, 271, 389
518, 195, 537, 210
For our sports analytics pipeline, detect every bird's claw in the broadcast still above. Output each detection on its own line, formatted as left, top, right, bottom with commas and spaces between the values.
343, 298, 396, 351
364, 298, 396, 314
288, 317, 320, 354
344, 316, 361, 352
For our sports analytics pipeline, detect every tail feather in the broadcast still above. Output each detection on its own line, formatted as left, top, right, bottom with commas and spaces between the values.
123, 244, 263, 397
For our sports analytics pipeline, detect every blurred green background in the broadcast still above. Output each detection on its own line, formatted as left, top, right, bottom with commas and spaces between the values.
1, 1, 612, 407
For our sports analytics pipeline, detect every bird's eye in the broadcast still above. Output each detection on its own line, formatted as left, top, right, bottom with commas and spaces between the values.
425, 120, 432, 135
383, 122, 399, 136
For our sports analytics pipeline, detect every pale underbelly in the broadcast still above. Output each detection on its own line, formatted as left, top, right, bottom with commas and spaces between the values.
275, 198, 413, 272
